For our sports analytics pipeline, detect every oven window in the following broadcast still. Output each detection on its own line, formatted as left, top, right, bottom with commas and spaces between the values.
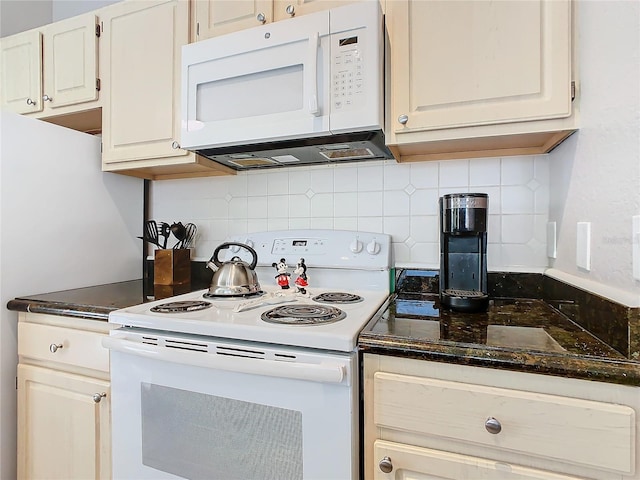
141, 383, 303, 479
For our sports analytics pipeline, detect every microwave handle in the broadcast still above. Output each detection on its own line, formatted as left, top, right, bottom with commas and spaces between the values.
307, 32, 320, 116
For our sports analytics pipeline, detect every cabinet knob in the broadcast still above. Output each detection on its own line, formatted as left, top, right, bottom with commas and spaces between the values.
26, 98, 36, 106
285, 4, 295, 16
378, 456, 393, 473
49, 343, 63, 353
171, 141, 180, 149
256, 12, 266, 23
42, 94, 53, 102
92, 392, 107, 403
398, 114, 409, 125
485, 417, 502, 434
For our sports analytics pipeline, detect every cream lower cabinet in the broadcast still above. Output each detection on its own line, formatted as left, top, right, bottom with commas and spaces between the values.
17, 313, 115, 480
0, 14, 100, 130
363, 354, 640, 480
101, 0, 234, 180
385, 0, 578, 162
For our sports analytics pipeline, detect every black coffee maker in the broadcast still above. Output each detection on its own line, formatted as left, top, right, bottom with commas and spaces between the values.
439, 193, 489, 313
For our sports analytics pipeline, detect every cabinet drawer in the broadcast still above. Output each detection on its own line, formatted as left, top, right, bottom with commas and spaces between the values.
374, 372, 635, 474
18, 322, 109, 372
373, 440, 583, 480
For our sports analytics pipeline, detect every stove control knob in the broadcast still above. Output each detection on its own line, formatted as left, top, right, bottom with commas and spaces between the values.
350, 239, 363, 253
367, 239, 381, 255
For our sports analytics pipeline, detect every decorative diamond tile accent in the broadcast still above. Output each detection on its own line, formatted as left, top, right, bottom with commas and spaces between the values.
404, 184, 416, 195
305, 189, 315, 199
405, 236, 416, 248
224, 193, 233, 202
527, 179, 541, 191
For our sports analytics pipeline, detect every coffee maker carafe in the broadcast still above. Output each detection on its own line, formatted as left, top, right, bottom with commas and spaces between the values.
439, 193, 489, 312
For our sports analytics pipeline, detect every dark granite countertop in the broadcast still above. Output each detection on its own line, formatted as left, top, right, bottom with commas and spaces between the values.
359, 290, 640, 386
7, 280, 149, 321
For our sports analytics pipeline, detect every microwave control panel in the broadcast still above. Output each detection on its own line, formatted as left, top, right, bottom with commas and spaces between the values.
332, 35, 364, 111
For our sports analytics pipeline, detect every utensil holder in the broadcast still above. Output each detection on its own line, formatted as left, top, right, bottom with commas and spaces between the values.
154, 249, 191, 286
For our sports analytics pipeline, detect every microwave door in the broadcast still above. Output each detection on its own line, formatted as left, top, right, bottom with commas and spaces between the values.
181, 13, 331, 150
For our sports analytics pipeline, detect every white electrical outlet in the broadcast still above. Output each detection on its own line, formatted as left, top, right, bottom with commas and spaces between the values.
576, 222, 591, 271
633, 215, 640, 281
547, 222, 557, 259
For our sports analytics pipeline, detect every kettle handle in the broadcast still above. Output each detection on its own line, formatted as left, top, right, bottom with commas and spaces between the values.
211, 242, 258, 269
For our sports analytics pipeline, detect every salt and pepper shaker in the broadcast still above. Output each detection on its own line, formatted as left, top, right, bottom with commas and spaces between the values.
272, 258, 309, 294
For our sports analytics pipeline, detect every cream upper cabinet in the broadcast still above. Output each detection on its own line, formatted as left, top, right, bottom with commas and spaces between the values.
272, 0, 361, 22
386, 0, 578, 162
193, 0, 273, 41
0, 30, 42, 114
17, 313, 114, 480
101, 0, 234, 180
364, 354, 640, 480
0, 14, 99, 116
101, 0, 187, 165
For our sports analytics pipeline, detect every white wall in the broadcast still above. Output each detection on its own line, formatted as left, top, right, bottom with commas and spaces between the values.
52, 0, 121, 22
548, 0, 640, 305
0, 1, 51, 37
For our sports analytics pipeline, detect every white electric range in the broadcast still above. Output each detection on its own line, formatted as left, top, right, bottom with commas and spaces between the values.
104, 229, 392, 480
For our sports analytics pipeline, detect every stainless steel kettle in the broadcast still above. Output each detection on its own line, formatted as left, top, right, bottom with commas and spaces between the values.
206, 242, 261, 297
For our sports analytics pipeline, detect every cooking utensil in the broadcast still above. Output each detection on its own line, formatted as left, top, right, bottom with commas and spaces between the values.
183, 223, 197, 249
205, 242, 261, 297
137, 220, 162, 247
170, 222, 186, 248
158, 222, 171, 249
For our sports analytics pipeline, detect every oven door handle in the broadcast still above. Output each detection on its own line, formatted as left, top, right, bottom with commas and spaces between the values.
102, 336, 346, 384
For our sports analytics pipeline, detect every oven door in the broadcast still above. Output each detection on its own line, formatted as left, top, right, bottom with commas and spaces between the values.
103, 328, 358, 480
181, 11, 330, 150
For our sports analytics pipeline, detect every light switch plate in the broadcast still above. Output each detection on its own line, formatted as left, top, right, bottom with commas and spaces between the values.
547, 222, 557, 259
633, 215, 640, 281
576, 222, 591, 271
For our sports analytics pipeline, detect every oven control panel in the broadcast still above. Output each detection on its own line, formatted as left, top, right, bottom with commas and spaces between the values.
271, 238, 326, 256
226, 229, 391, 269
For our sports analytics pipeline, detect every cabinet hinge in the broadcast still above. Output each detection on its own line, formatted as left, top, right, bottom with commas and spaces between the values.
95, 24, 101, 37
571, 81, 575, 101
96, 78, 101, 91
196, 22, 200, 38
15, 376, 18, 390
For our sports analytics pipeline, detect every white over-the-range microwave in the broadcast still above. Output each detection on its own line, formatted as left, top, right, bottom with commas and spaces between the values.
180, 1, 393, 170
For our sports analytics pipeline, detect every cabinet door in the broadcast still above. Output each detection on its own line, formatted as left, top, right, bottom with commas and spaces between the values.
388, 0, 572, 134
17, 364, 111, 480
373, 440, 583, 480
0, 30, 43, 114
101, 0, 189, 164
42, 14, 99, 109
194, 0, 273, 41
273, 0, 359, 22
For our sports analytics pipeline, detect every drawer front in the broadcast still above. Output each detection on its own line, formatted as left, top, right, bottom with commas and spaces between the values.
18, 322, 109, 372
374, 372, 635, 474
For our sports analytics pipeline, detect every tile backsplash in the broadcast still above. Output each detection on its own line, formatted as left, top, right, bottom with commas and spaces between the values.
150, 155, 550, 271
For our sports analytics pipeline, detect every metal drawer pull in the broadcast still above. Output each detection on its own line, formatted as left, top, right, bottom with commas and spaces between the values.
256, 12, 266, 23
485, 417, 502, 434
286, 4, 295, 16
398, 114, 408, 125
26, 98, 36, 106
42, 94, 53, 102
378, 456, 393, 473
92, 392, 107, 403
49, 343, 63, 353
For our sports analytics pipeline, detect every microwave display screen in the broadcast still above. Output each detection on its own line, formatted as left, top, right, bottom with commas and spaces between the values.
339, 36, 358, 47
292, 240, 307, 247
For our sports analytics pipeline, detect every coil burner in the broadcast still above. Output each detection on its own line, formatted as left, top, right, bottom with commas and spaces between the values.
312, 292, 363, 304
150, 300, 213, 313
261, 304, 346, 325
